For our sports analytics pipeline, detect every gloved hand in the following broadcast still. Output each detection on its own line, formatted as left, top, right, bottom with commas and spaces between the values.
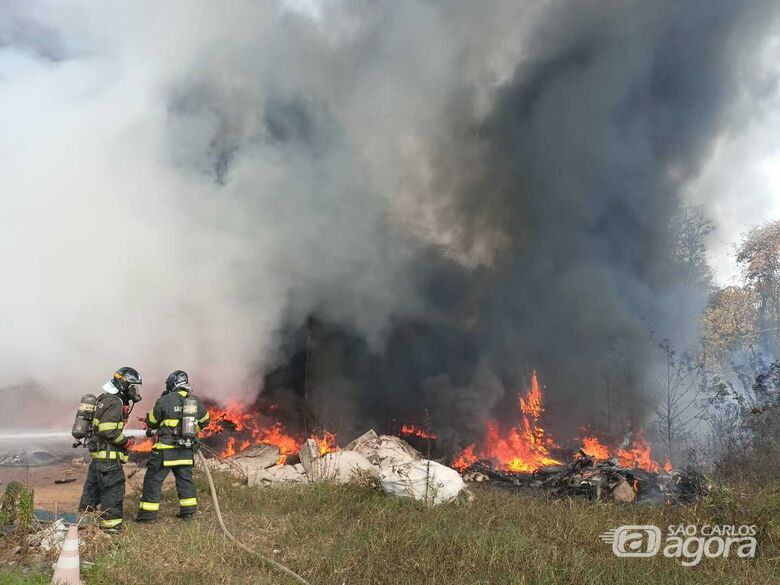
125, 437, 135, 448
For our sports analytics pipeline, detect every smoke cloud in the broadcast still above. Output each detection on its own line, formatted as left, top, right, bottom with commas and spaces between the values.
0, 1, 778, 439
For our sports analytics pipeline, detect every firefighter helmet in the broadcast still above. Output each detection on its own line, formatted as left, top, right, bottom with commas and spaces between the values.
112, 366, 142, 402
165, 370, 190, 394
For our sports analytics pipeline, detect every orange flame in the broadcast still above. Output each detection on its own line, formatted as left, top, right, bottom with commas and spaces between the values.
400, 424, 438, 440
578, 431, 665, 472
129, 400, 338, 463
311, 431, 338, 456
200, 403, 338, 463
581, 436, 610, 459
452, 371, 561, 472
223, 436, 237, 458
452, 444, 477, 471
615, 431, 659, 472
452, 371, 667, 475
129, 438, 154, 452
201, 404, 299, 460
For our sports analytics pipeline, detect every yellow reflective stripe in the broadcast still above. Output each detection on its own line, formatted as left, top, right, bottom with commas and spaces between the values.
197, 413, 210, 423
179, 498, 197, 507
153, 443, 176, 450
161, 419, 180, 427
90, 451, 129, 462
92, 417, 100, 425
97, 421, 123, 431
112, 432, 125, 444
147, 410, 158, 424
177, 390, 188, 397
138, 501, 160, 511
163, 459, 193, 467
100, 518, 123, 528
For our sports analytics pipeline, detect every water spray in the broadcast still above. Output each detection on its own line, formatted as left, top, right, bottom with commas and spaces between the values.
0, 429, 147, 442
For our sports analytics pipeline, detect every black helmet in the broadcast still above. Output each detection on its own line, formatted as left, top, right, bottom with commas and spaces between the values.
165, 370, 190, 394
112, 366, 142, 402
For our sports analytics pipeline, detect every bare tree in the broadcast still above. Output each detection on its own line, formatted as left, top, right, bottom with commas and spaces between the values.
653, 339, 711, 467
671, 204, 715, 289
701, 350, 780, 482
599, 342, 629, 436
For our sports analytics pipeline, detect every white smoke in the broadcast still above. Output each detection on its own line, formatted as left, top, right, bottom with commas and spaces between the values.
0, 1, 541, 402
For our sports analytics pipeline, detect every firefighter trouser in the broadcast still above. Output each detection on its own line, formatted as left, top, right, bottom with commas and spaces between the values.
137, 451, 197, 519
78, 461, 125, 529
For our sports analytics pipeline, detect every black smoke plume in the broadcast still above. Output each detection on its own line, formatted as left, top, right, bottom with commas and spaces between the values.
259, 0, 779, 451
1, 1, 777, 443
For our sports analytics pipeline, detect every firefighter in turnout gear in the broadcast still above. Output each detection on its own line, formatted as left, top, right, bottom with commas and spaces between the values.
137, 370, 210, 522
78, 367, 142, 532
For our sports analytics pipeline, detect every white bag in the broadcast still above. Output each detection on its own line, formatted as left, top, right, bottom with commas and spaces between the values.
380, 460, 465, 505
316, 451, 378, 483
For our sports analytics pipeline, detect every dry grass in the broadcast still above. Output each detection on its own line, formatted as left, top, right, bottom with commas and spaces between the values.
2, 473, 779, 585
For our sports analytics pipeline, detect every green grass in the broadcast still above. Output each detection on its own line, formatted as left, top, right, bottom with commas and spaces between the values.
2, 474, 779, 584
0, 568, 49, 584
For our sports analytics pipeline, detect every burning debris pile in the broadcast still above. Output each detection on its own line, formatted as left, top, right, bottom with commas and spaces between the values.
130, 370, 709, 505
130, 401, 337, 462
453, 372, 561, 473
448, 372, 709, 504
459, 449, 709, 504
534, 451, 710, 504
206, 429, 467, 506
451, 373, 670, 477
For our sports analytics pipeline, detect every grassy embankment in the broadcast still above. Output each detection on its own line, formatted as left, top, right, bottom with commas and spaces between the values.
1, 472, 778, 584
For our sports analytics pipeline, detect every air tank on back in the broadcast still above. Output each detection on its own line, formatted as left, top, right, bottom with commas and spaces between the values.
71, 394, 97, 440
181, 395, 198, 439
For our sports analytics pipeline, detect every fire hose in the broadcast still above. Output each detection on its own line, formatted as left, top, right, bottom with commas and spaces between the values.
195, 450, 312, 585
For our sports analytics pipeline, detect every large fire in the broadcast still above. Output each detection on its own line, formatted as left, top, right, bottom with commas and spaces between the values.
453, 371, 562, 472
452, 372, 668, 474
130, 402, 337, 463
129, 372, 669, 475
580, 433, 672, 472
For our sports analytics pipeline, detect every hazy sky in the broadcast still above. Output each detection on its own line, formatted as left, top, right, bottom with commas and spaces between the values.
689, 78, 780, 283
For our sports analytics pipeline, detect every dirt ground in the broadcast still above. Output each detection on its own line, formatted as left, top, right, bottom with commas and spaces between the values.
0, 456, 175, 514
